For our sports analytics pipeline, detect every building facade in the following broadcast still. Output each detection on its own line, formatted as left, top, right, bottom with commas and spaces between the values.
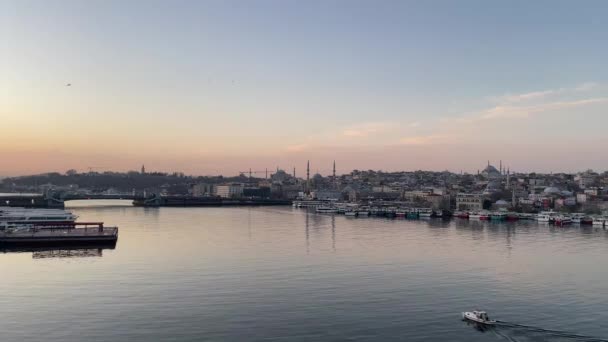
456, 193, 484, 210
215, 183, 244, 198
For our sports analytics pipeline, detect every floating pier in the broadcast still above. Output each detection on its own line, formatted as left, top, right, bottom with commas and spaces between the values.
0, 223, 118, 247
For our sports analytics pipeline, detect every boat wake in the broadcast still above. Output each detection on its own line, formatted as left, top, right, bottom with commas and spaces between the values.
485, 321, 608, 342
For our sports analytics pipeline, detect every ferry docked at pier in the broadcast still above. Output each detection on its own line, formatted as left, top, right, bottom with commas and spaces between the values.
315, 206, 338, 214
469, 211, 490, 220
417, 208, 433, 218
0, 208, 118, 247
0, 207, 78, 226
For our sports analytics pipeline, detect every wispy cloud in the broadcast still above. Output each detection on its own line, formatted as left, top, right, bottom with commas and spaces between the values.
284, 144, 309, 152
480, 98, 608, 120
400, 134, 445, 145
342, 122, 391, 137
491, 82, 599, 104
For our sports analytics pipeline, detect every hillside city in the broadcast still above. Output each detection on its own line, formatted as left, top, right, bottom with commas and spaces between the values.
3, 161, 608, 214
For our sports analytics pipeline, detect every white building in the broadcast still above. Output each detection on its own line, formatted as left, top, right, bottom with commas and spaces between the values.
192, 183, 215, 197
456, 193, 484, 210
215, 183, 244, 198
576, 193, 587, 203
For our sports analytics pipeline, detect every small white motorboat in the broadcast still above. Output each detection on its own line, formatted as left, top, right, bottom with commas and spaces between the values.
462, 311, 496, 325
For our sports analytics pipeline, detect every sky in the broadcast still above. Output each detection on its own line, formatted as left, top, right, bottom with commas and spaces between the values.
2, 0, 608, 177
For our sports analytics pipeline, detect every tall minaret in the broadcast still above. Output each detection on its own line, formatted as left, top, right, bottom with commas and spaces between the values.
293, 167, 296, 178
141, 164, 146, 174
306, 160, 310, 193
333, 160, 336, 179
500, 160, 502, 174
333, 160, 337, 189
507, 167, 511, 188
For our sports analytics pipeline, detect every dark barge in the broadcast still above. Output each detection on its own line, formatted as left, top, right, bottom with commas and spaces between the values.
0, 222, 118, 247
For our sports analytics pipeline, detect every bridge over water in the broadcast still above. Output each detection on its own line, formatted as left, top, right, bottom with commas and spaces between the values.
0, 193, 291, 209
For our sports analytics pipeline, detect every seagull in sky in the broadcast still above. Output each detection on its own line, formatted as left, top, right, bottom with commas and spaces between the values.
66, 83, 71, 86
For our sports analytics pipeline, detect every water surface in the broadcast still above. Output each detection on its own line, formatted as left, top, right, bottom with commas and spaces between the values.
2, 202, 608, 341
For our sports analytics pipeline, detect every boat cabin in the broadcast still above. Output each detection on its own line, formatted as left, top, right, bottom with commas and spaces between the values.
474, 311, 490, 321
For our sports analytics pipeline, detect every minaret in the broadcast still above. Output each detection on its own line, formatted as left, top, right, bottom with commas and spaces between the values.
507, 167, 510, 188
141, 165, 146, 174
293, 167, 296, 178
306, 160, 310, 193
500, 160, 502, 174
333, 160, 337, 189
512, 187, 516, 208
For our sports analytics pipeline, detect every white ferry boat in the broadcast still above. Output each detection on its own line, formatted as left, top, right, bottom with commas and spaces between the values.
592, 216, 605, 227
536, 211, 556, 223
315, 206, 337, 214
344, 210, 357, 217
417, 208, 433, 218
357, 207, 370, 217
0, 208, 78, 226
469, 211, 490, 220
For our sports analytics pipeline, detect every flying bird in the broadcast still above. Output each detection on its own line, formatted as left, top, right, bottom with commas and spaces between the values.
66, 83, 71, 86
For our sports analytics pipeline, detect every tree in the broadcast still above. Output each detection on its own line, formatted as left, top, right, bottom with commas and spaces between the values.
66, 169, 78, 176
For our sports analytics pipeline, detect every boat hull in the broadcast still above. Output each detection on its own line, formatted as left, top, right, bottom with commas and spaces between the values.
462, 312, 496, 325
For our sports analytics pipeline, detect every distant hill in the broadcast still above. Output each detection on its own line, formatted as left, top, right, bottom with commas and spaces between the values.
0, 171, 255, 194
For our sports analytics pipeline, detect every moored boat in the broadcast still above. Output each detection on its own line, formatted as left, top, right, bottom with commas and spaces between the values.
506, 212, 519, 221
571, 213, 584, 224
357, 207, 370, 217
490, 211, 507, 221
417, 208, 433, 218
592, 216, 605, 227
454, 211, 469, 219
554, 215, 572, 226
469, 211, 490, 220
406, 209, 419, 219
315, 206, 337, 214
0, 207, 78, 226
536, 211, 556, 223
517, 213, 536, 220
344, 210, 357, 217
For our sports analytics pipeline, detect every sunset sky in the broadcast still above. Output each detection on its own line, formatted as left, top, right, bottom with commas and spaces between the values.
2, 0, 608, 177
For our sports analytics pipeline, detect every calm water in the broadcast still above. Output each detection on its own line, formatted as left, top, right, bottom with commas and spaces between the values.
2, 202, 608, 342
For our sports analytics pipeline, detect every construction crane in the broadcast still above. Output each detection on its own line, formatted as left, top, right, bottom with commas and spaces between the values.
238, 168, 270, 183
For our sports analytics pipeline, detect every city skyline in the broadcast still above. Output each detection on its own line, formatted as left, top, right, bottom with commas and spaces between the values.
2, 0, 608, 176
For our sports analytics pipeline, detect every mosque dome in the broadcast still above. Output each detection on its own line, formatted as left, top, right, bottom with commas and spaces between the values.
483, 165, 500, 175
543, 186, 560, 194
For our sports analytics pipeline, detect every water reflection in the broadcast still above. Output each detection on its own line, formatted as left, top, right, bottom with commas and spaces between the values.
331, 215, 336, 252
1, 243, 116, 259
